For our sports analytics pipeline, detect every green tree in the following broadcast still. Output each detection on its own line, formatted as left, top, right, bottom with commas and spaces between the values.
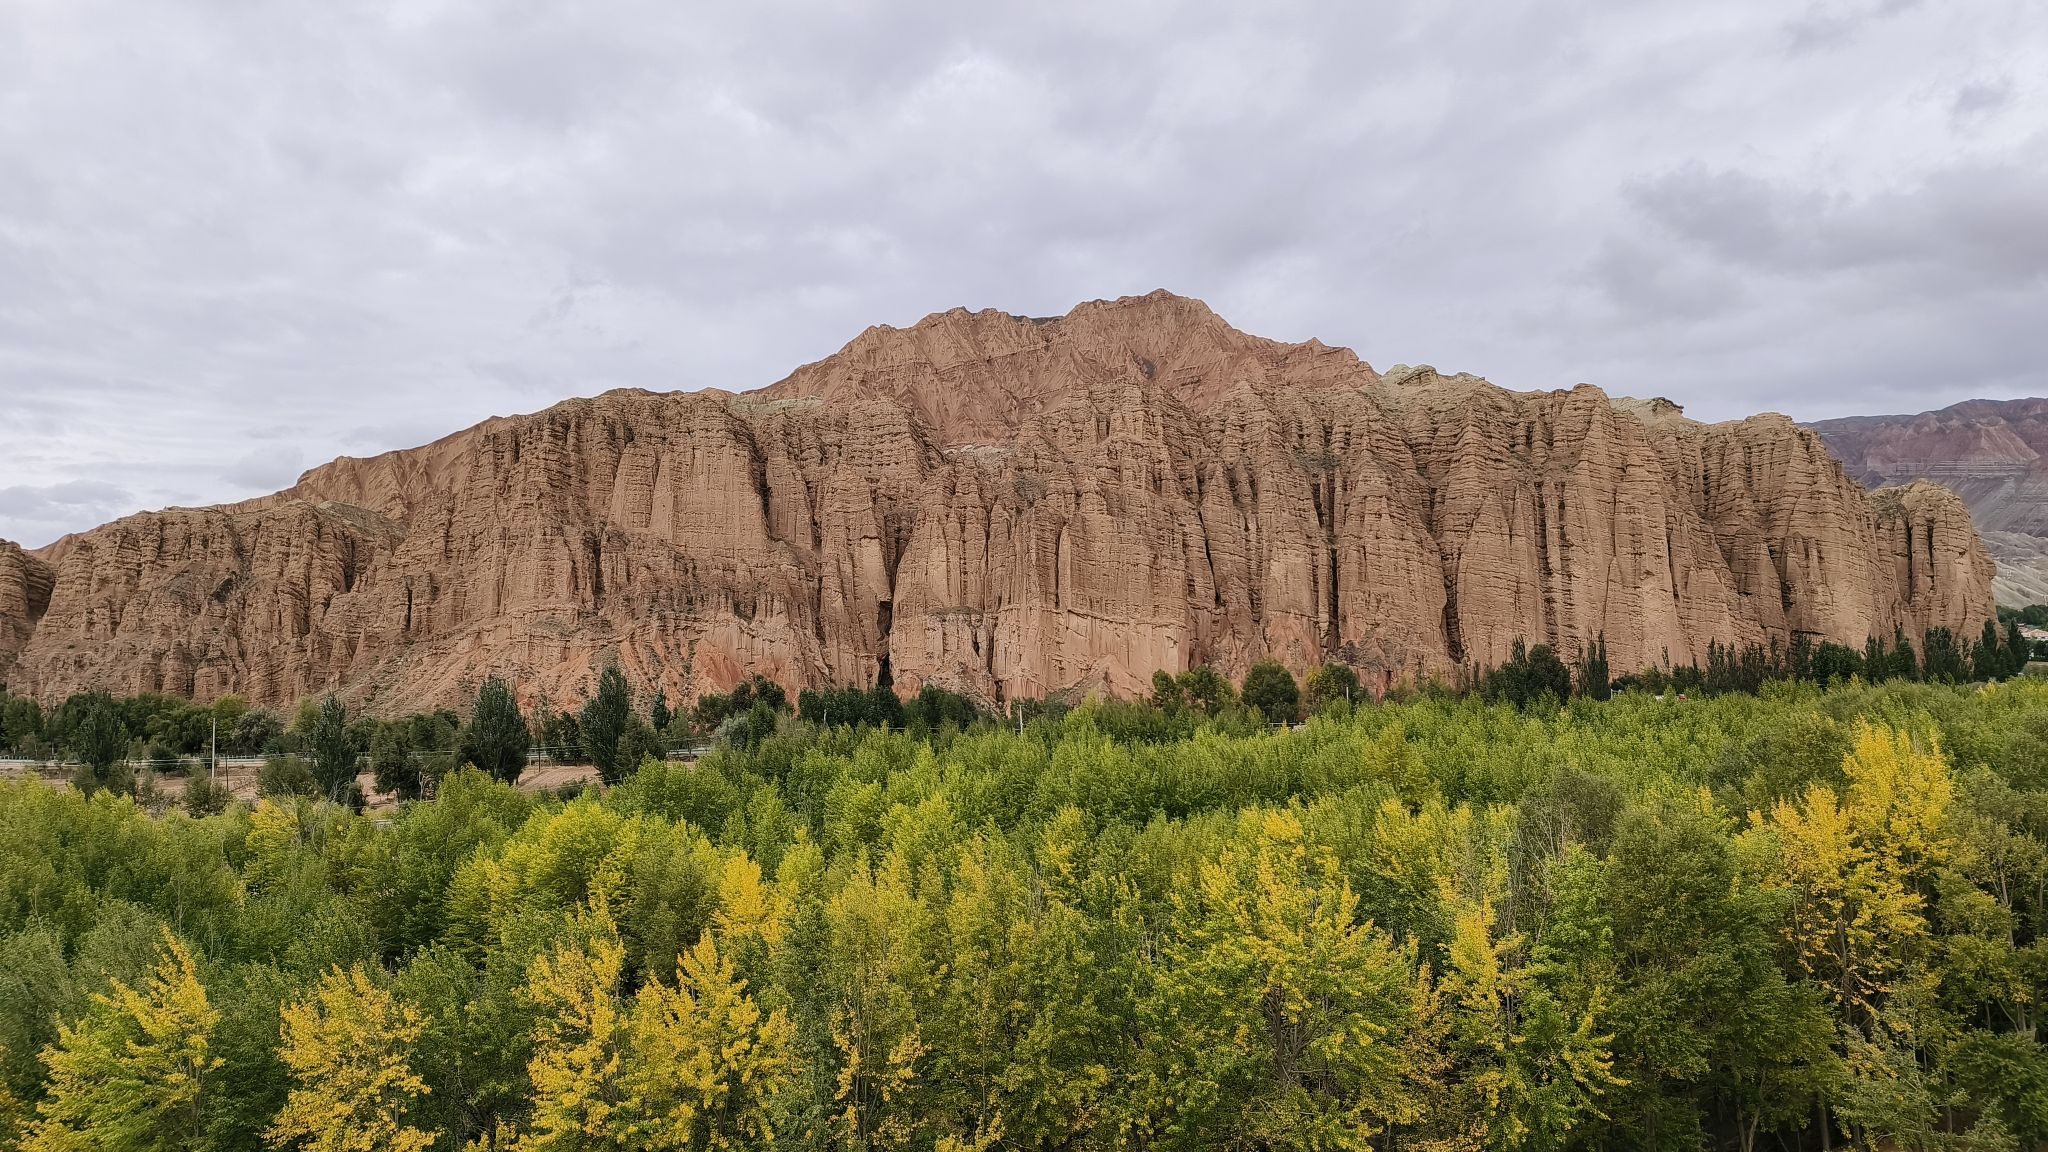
1128, 810, 1429, 1150
1486, 640, 1574, 711
2005, 618, 2032, 677
371, 721, 421, 800
1176, 665, 1236, 715
517, 906, 632, 1150
1923, 627, 1967, 684
620, 715, 668, 767
306, 695, 361, 805
71, 689, 130, 793
1, 694, 44, 755
1303, 662, 1360, 712
460, 676, 531, 785
1150, 668, 1185, 711
581, 667, 633, 785
1579, 635, 1612, 702
1240, 660, 1301, 725
623, 934, 796, 1150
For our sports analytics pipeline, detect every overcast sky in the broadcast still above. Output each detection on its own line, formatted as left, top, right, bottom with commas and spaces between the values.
1, 0, 2044, 547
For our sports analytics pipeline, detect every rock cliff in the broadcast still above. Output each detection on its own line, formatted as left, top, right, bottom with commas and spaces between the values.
0, 541, 53, 684
0, 291, 1997, 712
1812, 399, 2048, 605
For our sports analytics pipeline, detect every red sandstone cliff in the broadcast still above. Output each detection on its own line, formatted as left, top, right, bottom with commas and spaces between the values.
0, 291, 1996, 712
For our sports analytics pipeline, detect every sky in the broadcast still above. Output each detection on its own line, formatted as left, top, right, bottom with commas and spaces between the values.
1, 0, 2044, 548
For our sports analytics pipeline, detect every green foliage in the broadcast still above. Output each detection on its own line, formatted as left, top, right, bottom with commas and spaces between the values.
1240, 659, 1301, 725
182, 772, 230, 818
580, 666, 633, 785
531, 694, 582, 764
1579, 634, 1613, 702
696, 674, 789, 733
71, 691, 130, 793
0, 692, 46, 756
2000, 602, 2048, 629
256, 755, 317, 799
906, 682, 980, 730
0, 679, 2043, 1150
23, 931, 218, 1151
795, 684, 902, 730
1303, 662, 1360, 712
302, 696, 362, 806
1485, 639, 1573, 711
459, 676, 531, 785
619, 714, 667, 767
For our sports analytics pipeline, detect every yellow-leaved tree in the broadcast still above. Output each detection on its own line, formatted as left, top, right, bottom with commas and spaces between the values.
1744, 722, 1957, 1145
1433, 884, 1623, 1152
25, 931, 220, 1152
516, 905, 633, 1151
1127, 808, 1437, 1152
267, 964, 438, 1152
622, 933, 796, 1151
1750, 722, 1951, 1036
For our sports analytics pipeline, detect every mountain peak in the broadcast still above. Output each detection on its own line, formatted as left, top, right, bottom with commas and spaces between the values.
760, 289, 1371, 444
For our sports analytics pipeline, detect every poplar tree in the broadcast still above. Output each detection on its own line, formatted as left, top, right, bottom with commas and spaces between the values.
518, 908, 632, 1150
71, 689, 129, 793
581, 667, 633, 785
624, 934, 795, 1150
307, 695, 361, 805
268, 964, 437, 1152
26, 933, 220, 1152
460, 676, 531, 784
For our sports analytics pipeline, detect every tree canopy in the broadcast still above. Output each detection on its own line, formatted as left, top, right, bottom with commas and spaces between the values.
0, 670, 2044, 1151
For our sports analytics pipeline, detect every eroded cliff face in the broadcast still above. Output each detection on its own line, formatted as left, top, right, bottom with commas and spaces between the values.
0, 291, 1996, 712
0, 541, 54, 683
1813, 400, 2048, 605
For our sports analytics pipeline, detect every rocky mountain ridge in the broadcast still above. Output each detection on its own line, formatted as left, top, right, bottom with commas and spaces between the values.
0, 291, 1996, 712
1812, 399, 2048, 605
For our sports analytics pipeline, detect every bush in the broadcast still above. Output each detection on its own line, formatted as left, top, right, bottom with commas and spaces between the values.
257, 754, 317, 798
183, 771, 231, 817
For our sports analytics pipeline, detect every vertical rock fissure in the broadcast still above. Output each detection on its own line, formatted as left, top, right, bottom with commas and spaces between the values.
1322, 422, 1341, 654
1534, 485, 1556, 646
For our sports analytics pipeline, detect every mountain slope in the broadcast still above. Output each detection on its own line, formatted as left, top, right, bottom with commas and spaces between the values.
0, 291, 1995, 712
1812, 399, 2048, 604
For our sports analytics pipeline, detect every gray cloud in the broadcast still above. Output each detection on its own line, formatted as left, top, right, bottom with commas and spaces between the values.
0, 481, 135, 545
0, 0, 2045, 546
1953, 78, 2015, 123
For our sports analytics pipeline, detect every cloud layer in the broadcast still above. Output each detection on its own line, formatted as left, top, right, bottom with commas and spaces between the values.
1, 0, 2043, 546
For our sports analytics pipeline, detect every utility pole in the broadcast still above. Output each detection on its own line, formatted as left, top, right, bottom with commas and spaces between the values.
210, 716, 217, 786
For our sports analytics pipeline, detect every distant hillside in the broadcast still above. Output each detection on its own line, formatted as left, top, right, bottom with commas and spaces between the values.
1812, 399, 2048, 605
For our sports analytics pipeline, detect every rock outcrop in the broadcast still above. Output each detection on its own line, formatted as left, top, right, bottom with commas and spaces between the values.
1813, 400, 2048, 605
0, 541, 54, 683
0, 291, 1997, 712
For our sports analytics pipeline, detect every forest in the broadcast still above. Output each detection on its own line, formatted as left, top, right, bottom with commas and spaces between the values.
0, 667, 2044, 1152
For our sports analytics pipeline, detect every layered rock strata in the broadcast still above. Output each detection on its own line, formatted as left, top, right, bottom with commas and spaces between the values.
0, 292, 1996, 712
1813, 399, 2048, 605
